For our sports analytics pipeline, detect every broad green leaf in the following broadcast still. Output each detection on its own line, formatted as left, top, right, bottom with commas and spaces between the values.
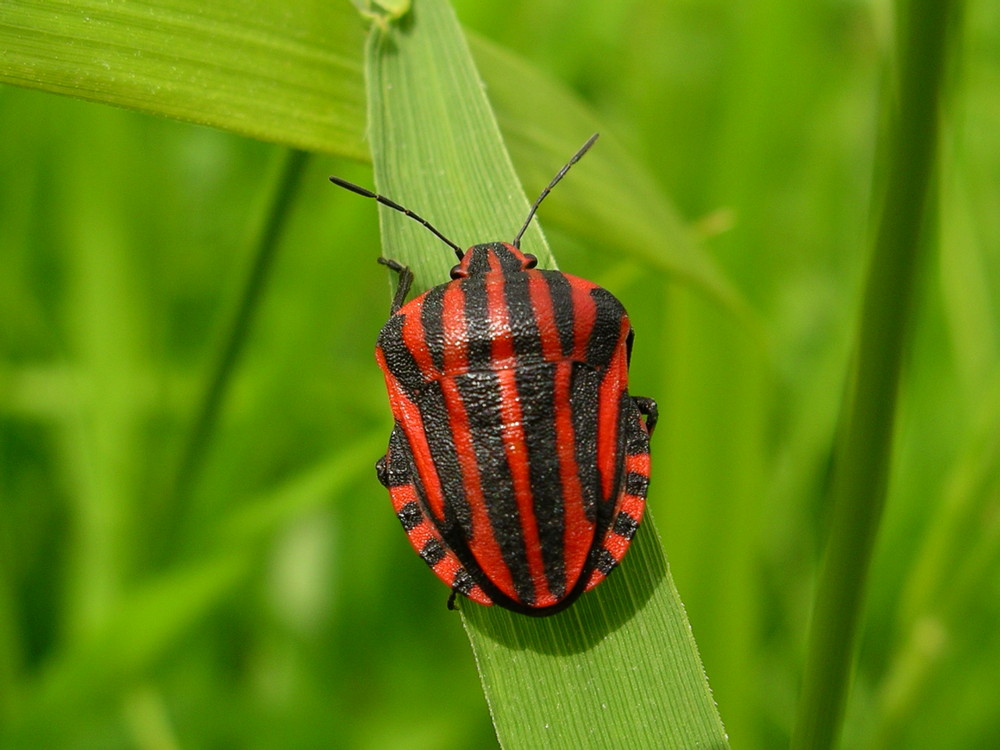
0, 0, 368, 158
0, 0, 743, 315
362, 1, 728, 747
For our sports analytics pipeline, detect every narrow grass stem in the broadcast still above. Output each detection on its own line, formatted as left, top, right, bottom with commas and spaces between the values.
168, 149, 310, 523
790, 1, 960, 748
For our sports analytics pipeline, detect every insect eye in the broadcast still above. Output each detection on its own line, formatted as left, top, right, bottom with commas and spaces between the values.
523, 254, 538, 269
449, 264, 463, 279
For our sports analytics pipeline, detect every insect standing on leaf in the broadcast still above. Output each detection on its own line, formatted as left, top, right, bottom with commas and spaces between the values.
330, 134, 657, 616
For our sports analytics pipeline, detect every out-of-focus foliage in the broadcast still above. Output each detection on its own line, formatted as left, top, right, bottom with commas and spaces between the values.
0, 0, 997, 748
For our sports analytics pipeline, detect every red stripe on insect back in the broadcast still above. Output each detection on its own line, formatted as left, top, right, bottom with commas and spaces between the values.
438, 374, 520, 601
570, 279, 599, 361
399, 297, 439, 381
440, 282, 468, 374
464, 582, 493, 606
485, 252, 515, 361
393, 491, 437, 551
432, 544, 464, 587
552, 359, 593, 589
376, 347, 448, 521
617, 494, 646, 531
596, 320, 630, 500
602, 529, 631, 565
387, 480, 418, 515
625, 451, 651, 474
619, 453, 650, 527
527, 271, 564, 361
496, 368, 556, 605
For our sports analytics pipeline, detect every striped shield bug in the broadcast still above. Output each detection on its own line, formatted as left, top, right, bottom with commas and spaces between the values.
330, 134, 657, 616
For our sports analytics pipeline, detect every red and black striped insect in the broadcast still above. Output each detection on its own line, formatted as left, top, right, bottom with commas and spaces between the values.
330, 134, 657, 616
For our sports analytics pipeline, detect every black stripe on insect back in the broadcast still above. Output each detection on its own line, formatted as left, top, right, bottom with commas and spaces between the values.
594, 547, 618, 576
397, 501, 423, 531
586, 288, 627, 366
453, 369, 535, 605
541, 271, 577, 358
570, 364, 602, 522
613, 511, 640, 541
377, 315, 425, 396
624, 471, 649, 498
451, 568, 475, 595
417, 381, 473, 535
491, 243, 523, 270
503, 269, 570, 598
461, 260, 494, 370
420, 538, 447, 566
420, 285, 447, 374
503, 259, 543, 360
624, 399, 652, 456
514, 365, 567, 599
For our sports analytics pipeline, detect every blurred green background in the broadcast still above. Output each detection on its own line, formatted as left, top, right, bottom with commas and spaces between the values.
1, 0, 998, 748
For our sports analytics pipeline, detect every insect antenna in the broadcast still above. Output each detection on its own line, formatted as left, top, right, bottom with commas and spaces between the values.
329, 176, 465, 259
512, 133, 599, 249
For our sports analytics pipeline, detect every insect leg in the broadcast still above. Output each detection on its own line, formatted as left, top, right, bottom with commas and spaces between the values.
633, 396, 659, 436
377, 257, 414, 315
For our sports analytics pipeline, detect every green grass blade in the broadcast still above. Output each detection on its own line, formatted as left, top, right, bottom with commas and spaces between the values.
463, 525, 727, 748
0, 0, 368, 158
167, 149, 309, 537
361, 1, 728, 747
790, 1, 962, 748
